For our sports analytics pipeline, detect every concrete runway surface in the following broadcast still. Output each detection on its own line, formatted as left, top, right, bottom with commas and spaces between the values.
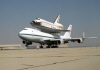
0, 47, 100, 70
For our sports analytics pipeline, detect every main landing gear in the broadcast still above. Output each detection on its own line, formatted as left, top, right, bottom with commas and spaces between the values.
39, 44, 58, 48
39, 45, 43, 48
51, 46, 58, 48
25, 42, 32, 47
25, 44, 28, 47
46, 45, 50, 48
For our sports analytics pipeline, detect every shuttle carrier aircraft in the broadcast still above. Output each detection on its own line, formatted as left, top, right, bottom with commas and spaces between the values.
18, 25, 98, 48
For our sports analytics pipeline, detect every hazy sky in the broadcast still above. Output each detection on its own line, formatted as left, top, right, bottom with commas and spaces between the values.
0, 0, 100, 47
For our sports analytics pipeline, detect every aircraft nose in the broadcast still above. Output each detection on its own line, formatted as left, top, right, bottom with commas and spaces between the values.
18, 32, 22, 38
18, 31, 24, 39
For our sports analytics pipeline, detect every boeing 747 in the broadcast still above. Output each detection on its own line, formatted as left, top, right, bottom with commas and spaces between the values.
18, 25, 98, 48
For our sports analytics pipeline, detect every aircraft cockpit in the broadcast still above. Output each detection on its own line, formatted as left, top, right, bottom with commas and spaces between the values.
24, 28, 28, 30
30, 18, 41, 26
36, 18, 40, 20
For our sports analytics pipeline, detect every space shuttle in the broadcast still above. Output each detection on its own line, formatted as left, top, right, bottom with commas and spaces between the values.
30, 15, 69, 33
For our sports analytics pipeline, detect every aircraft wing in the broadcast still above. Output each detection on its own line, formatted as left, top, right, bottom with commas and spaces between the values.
44, 38, 81, 43
83, 37, 98, 39
44, 37, 98, 43
64, 38, 87, 41
63, 37, 98, 43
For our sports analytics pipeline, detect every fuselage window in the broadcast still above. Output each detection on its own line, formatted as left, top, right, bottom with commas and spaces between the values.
24, 29, 28, 30
36, 18, 40, 20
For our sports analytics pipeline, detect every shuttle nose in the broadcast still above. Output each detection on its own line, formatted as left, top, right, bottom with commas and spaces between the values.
30, 21, 33, 24
30, 21, 36, 24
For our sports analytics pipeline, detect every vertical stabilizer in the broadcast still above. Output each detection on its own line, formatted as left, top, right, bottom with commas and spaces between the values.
54, 15, 60, 24
64, 25, 72, 37
82, 32, 85, 41
82, 32, 85, 38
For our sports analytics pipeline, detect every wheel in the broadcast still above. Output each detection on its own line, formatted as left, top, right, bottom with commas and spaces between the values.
40, 46, 43, 48
46, 46, 50, 48
51, 46, 58, 48
46, 46, 49, 48
25, 44, 28, 47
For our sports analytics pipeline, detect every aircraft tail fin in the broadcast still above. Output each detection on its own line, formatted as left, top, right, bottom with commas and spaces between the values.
64, 25, 72, 37
82, 32, 85, 41
54, 15, 60, 24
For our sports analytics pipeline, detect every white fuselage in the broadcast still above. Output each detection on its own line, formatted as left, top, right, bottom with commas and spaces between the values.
18, 28, 71, 44
18, 28, 61, 43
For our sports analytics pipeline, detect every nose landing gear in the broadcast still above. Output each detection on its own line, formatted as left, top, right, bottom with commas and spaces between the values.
22, 41, 32, 47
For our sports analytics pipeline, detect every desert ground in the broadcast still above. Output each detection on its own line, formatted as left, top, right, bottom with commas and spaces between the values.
0, 46, 100, 70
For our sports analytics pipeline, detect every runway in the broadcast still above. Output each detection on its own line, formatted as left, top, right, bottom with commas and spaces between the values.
0, 47, 100, 70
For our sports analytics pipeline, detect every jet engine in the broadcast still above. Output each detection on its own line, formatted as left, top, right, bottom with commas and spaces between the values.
27, 42, 32, 45
22, 41, 32, 45
77, 38, 83, 43
58, 39, 64, 45
22, 41, 26, 44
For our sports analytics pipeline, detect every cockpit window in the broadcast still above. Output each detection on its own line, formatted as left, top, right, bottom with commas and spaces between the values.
24, 29, 28, 30
36, 18, 40, 20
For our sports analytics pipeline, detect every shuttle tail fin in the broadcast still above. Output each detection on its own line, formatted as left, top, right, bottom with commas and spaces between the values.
64, 25, 72, 37
54, 15, 60, 24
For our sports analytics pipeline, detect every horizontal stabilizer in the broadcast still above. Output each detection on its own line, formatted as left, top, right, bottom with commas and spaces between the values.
84, 37, 98, 39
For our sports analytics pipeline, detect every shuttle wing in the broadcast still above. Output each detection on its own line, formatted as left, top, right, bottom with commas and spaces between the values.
31, 23, 69, 33
41, 26, 70, 33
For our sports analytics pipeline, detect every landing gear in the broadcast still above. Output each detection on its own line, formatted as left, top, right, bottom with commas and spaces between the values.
46, 44, 58, 48
51, 44, 58, 48
46, 45, 50, 48
39, 44, 58, 48
51, 46, 58, 48
24, 41, 32, 47
40, 46, 43, 48
25, 44, 28, 47
40, 44, 43, 48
